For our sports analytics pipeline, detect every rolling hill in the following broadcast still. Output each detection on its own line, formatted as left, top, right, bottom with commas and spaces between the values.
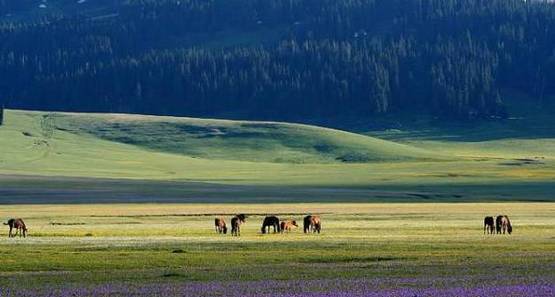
0, 109, 445, 181
0, 109, 554, 202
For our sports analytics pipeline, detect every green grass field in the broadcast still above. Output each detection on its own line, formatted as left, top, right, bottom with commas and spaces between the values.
0, 109, 554, 295
0, 203, 552, 295
0, 109, 554, 203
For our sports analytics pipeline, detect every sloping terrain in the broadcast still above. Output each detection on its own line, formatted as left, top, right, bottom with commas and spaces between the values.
52, 111, 438, 163
0, 109, 445, 182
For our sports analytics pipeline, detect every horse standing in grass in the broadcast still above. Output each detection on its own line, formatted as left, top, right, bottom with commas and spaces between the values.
495, 215, 504, 234
280, 220, 298, 233
484, 216, 495, 234
231, 214, 247, 236
261, 216, 281, 234
501, 215, 512, 234
214, 217, 227, 234
5, 218, 27, 238
303, 215, 321, 234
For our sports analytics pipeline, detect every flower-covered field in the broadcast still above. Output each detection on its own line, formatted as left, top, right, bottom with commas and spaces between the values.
0, 203, 553, 296
2, 278, 553, 297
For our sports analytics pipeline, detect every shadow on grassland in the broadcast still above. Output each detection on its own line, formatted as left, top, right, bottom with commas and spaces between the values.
0, 174, 553, 204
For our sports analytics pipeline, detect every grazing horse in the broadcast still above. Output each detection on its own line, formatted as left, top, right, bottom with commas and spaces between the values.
501, 215, 512, 234
303, 215, 321, 234
495, 215, 504, 234
5, 218, 27, 238
484, 216, 495, 234
231, 214, 247, 236
214, 217, 228, 234
280, 220, 298, 233
261, 216, 281, 234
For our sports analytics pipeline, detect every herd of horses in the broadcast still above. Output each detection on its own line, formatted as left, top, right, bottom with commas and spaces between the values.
483, 215, 513, 235
4, 215, 512, 238
215, 214, 322, 236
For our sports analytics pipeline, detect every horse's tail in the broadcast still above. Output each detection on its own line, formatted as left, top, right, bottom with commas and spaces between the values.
2, 222, 7, 225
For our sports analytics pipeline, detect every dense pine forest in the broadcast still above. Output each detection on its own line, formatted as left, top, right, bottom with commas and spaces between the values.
0, 0, 554, 121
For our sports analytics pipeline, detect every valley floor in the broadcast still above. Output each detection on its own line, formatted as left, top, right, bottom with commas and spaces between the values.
0, 203, 553, 296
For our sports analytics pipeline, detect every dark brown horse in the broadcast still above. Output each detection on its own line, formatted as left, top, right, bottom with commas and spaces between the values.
280, 220, 298, 233
501, 215, 512, 234
231, 214, 247, 236
261, 216, 281, 234
214, 217, 227, 234
303, 215, 321, 234
484, 216, 495, 234
5, 218, 27, 238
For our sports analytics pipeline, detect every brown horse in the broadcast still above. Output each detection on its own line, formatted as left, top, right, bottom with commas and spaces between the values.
484, 216, 495, 234
261, 216, 281, 234
231, 214, 247, 236
495, 215, 503, 234
501, 215, 512, 234
5, 218, 27, 238
214, 217, 227, 234
303, 215, 321, 234
280, 220, 298, 233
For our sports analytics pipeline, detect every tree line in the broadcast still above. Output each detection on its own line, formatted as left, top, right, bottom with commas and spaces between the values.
0, 0, 554, 120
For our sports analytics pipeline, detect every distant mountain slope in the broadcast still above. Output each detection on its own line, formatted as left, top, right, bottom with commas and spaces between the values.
1, 0, 554, 122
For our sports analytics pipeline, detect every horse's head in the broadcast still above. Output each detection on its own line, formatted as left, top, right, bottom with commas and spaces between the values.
223, 226, 228, 234
291, 220, 298, 227
260, 226, 266, 234
237, 214, 247, 222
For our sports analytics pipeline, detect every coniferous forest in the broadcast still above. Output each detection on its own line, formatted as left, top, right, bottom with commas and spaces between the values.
0, 0, 554, 121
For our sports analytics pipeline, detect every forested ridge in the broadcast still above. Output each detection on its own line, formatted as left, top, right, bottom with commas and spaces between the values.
0, 0, 554, 121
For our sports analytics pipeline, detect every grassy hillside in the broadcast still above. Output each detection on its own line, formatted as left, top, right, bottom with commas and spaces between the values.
52, 111, 438, 163
0, 109, 554, 199
0, 109, 438, 181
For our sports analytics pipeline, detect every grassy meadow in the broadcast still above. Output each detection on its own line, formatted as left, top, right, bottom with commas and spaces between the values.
0, 109, 554, 202
0, 203, 553, 296
0, 109, 554, 295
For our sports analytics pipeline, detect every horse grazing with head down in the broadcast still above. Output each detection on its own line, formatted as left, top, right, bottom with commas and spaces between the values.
230, 214, 247, 236
214, 217, 227, 234
484, 216, 495, 234
495, 215, 504, 234
5, 218, 27, 238
501, 215, 512, 234
261, 216, 280, 234
280, 220, 298, 233
303, 215, 321, 234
